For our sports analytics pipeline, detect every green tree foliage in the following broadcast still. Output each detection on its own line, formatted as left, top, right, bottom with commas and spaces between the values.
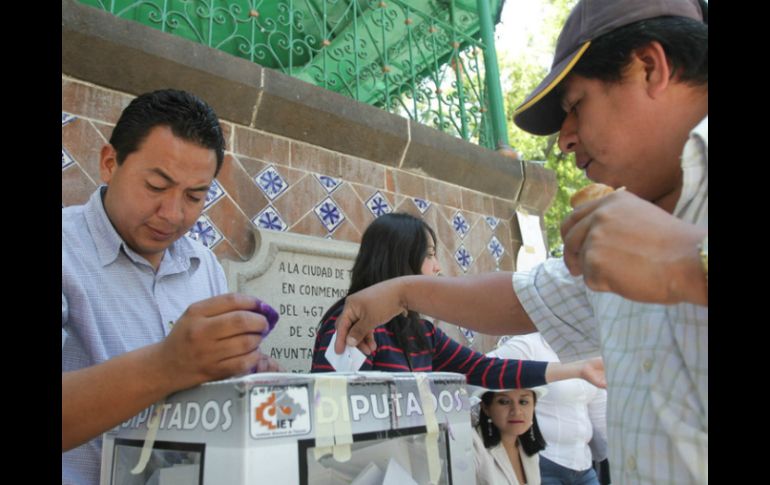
498, 0, 586, 255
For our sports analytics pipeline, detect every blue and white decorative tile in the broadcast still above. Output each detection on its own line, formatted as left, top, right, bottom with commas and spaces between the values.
315, 174, 341, 194
253, 205, 287, 232
459, 327, 475, 345
412, 198, 431, 214
187, 215, 223, 249
452, 211, 470, 239
62, 147, 75, 170
254, 165, 289, 200
366, 191, 392, 218
454, 245, 473, 272
62, 112, 76, 126
485, 216, 500, 231
314, 197, 345, 233
203, 179, 225, 210
487, 236, 504, 262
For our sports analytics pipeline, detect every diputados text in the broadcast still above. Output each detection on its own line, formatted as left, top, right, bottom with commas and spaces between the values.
121, 400, 233, 432
315, 389, 465, 423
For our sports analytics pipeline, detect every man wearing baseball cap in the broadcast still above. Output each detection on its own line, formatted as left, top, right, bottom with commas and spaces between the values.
333, 1, 707, 483
516, 2, 708, 480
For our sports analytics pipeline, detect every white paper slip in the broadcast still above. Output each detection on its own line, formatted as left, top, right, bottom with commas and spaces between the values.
325, 332, 368, 371
350, 462, 384, 485
382, 458, 418, 485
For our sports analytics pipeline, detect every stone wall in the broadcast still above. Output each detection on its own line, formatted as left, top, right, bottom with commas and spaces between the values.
62, 0, 556, 353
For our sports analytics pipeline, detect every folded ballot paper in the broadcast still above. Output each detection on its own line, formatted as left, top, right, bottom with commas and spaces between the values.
100, 372, 475, 485
309, 437, 421, 485
347, 458, 419, 485
350, 462, 384, 485
324, 332, 368, 371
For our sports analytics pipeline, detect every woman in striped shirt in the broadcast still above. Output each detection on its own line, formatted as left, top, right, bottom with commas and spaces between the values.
310, 213, 604, 391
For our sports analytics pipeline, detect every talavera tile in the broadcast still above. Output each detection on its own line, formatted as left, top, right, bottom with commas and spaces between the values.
255, 165, 289, 200
365, 191, 393, 218
186, 214, 223, 249
253, 206, 287, 232
454, 245, 473, 273
314, 197, 346, 234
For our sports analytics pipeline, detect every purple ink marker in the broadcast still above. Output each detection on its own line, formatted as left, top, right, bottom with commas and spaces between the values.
252, 299, 279, 337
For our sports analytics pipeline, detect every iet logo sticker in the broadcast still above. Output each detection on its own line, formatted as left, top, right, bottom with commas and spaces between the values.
250, 385, 311, 438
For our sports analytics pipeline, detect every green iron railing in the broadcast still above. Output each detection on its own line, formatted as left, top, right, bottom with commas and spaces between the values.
78, 0, 507, 149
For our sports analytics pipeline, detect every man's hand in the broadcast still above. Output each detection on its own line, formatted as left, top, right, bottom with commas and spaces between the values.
334, 278, 408, 355
63, 293, 279, 451
561, 190, 707, 305
156, 293, 274, 390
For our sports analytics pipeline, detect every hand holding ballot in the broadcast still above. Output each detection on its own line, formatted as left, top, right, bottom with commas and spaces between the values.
325, 331, 367, 371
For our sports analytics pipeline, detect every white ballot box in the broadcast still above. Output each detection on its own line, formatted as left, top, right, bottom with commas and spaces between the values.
100, 372, 476, 485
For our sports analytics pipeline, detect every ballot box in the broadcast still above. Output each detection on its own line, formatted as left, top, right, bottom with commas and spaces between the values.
100, 372, 476, 485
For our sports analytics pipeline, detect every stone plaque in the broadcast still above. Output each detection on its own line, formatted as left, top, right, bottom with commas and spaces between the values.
221, 229, 359, 373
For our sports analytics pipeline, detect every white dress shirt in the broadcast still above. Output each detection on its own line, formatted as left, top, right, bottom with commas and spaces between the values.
62, 187, 229, 485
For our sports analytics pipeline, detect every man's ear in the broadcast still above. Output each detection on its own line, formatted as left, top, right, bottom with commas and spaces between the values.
634, 41, 672, 99
99, 145, 118, 184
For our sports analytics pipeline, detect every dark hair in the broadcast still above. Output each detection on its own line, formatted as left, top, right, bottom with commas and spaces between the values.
571, 1, 707, 87
109, 89, 226, 175
321, 213, 437, 363
478, 390, 546, 456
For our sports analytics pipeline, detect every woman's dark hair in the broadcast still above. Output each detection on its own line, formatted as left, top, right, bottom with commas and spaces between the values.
321, 213, 437, 365
478, 390, 546, 456
109, 89, 226, 175
571, 1, 707, 86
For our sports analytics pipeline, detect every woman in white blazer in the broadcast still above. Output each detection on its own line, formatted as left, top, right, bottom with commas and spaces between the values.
472, 386, 547, 485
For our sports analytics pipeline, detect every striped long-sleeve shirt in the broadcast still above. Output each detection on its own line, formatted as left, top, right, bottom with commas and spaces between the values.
310, 304, 548, 389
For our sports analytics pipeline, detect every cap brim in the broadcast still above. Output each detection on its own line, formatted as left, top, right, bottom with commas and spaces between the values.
513, 41, 592, 136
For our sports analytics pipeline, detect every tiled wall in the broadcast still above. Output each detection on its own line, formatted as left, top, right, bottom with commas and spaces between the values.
62, 76, 525, 351
63, 76, 520, 275
62, 0, 562, 357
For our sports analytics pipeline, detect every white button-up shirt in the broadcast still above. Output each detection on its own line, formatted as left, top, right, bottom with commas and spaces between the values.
62, 186, 229, 485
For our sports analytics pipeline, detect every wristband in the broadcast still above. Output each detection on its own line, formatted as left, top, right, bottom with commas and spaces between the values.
698, 235, 708, 282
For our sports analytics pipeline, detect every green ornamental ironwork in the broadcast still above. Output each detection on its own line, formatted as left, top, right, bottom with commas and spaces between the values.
78, 0, 507, 150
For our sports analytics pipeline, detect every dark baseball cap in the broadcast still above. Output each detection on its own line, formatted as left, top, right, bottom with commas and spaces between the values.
513, 0, 705, 136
